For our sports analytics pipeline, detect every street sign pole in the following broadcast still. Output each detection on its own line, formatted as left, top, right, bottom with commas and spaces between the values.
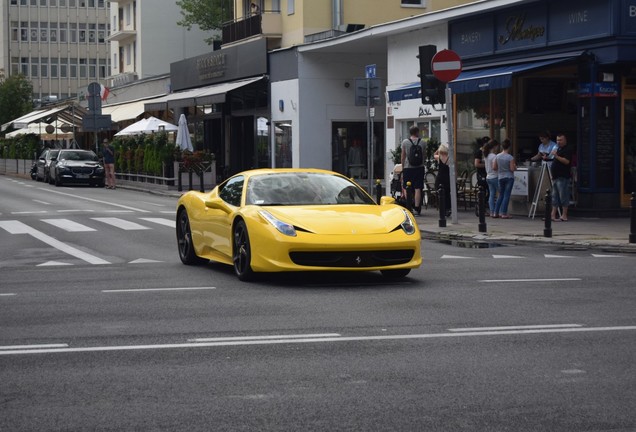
446, 86, 458, 224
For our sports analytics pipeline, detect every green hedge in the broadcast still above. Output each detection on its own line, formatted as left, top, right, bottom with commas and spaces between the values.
0, 135, 41, 159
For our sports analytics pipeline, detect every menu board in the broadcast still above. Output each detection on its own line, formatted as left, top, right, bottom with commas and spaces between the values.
595, 102, 615, 189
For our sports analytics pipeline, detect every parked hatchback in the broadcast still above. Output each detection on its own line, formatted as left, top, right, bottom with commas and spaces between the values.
49, 149, 105, 187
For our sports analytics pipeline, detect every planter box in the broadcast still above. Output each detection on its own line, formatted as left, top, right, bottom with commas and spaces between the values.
174, 161, 216, 191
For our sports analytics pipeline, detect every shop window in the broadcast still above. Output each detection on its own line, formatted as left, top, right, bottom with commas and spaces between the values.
455, 90, 507, 174
256, 117, 271, 168
401, 0, 425, 6
275, 122, 292, 168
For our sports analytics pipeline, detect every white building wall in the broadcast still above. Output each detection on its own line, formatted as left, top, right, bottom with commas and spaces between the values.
271, 80, 300, 166
385, 24, 449, 183
295, 51, 386, 170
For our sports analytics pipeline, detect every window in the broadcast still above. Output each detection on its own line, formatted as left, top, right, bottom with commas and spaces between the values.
126, 44, 131, 65
70, 58, 77, 78
59, 24, 67, 42
51, 58, 58, 77
79, 58, 87, 78
287, 0, 294, 15
60, 63, 67, 78
89, 58, 96, 78
219, 176, 244, 207
41, 58, 48, 78
401, 0, 425, 6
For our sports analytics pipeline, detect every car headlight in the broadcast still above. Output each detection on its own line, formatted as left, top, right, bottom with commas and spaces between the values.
258, 210, 297, 237
401, 209, 416, 235
96, 166, 105, 172
57, 165, 71, 173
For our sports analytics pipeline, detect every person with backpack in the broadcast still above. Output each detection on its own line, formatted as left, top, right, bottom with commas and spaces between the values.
400, 125, 425, 215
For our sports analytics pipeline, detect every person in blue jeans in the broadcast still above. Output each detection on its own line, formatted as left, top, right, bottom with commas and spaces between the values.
492, 138, 516, 218
483, 140, 500, 217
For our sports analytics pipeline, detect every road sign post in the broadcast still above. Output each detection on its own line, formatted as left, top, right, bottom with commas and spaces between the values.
431, 50, 462, 223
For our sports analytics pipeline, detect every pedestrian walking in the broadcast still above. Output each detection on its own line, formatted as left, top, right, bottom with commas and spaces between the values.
401, 125, 425, 214
484, 139, 500, 217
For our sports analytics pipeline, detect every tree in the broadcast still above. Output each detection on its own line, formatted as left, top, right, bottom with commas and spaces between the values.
0, 72, 33, 128
176, 0, 234, 45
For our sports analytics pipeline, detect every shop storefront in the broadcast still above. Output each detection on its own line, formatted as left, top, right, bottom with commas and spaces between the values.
144, 39, 270, 181
447, 0, 636, 212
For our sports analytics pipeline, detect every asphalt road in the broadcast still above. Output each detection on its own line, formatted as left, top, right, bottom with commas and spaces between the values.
1, 176, 636, 431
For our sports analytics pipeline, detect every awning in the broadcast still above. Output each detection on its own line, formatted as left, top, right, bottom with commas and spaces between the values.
387, 82, 421, 103
2, 104, 86, 132
448, 58, 577, 94
102, 99, 154, 122
145, 76, 264, 111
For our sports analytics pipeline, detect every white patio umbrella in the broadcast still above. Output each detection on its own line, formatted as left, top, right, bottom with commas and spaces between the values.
114, 116, 178, 136
175, 114, 193, 151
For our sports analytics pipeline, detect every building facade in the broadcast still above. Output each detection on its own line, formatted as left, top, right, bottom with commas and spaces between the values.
1, 0, 110, 104
107, 0, 212, 89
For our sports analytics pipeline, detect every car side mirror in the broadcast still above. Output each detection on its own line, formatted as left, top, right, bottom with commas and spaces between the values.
379, 196, 396, 205
50, 157, 57, 161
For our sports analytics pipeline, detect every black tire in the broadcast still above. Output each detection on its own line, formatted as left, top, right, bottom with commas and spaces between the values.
233, 220, 255, 281
176, 209, 207, 265
380, 269, 411, 279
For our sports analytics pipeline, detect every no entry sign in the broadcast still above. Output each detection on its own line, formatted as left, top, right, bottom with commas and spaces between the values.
431, 49, 462, 83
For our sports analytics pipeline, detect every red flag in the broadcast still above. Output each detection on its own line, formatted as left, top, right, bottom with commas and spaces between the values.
100, 84, 110, 101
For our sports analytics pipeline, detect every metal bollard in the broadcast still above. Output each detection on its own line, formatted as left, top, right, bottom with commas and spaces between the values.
630, 192, 636, 243
478, 184, 487, 233
375, 179, 382, 204
405, 181, 413, 212
199, 171, 205, 192
438, 184, 447, 228
177, 168, 183, 192
543, 188, 552, 238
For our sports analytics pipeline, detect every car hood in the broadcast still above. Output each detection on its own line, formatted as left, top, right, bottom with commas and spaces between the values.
59, 160, 101, 167
263, 205, 408, 235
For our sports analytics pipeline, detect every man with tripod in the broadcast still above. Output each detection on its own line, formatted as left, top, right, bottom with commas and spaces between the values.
550, 134, 574, 222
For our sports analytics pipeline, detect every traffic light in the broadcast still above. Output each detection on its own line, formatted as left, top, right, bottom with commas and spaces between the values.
418, 45, 445, 105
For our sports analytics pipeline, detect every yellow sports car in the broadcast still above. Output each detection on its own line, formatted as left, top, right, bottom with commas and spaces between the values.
176, 168, 421, 281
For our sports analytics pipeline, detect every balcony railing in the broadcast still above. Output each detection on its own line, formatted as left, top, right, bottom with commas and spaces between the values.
222, 12, 281, 45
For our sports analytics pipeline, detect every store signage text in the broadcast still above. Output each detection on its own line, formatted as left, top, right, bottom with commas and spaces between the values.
498, 14, 545, 45
197, 53, 226, 80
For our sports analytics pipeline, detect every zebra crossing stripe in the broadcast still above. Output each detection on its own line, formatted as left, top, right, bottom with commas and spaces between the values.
0, 220, 110, 265
42, 218, 96, 232
139, 218, 175, 228
91, 217, 151, 230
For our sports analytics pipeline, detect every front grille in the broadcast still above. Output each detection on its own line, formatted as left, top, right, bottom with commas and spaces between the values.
289, 250, 414, 268
72, 167, 94, 174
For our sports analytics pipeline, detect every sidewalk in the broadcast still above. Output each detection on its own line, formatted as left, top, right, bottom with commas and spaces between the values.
414, 208, 636, 252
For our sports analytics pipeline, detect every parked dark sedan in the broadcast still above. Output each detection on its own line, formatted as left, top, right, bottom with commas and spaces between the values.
49, 149, 105, 187
35, 148, 60, 183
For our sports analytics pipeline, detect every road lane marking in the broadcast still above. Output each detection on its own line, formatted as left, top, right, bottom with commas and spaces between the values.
0, 344, 68, 350
128, 258, 164, 264
91, 217, 150, 230
448, 324, 583, 332
140, 202, 167, 207
492, 255, 524, 259
38, 188, 151, 213
57, 209, 95, 213
11, 211, 48, 214
37, 261, 73, 266
0, 293, 17, 296
32, 199, 51, 205
478, 278, 581, 283
441, 255, 474, 259
42, 218, 96, 232
2, 325, 636, 355
544, 254, 575, 258
102, 286, 216, 293
0, 220, 110, 265
189, 333, 342, 342
139, 217, 175, 228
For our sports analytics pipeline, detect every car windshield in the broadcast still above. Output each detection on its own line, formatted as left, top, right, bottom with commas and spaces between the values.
59, 151, 98, 161
246, 173, 375, 206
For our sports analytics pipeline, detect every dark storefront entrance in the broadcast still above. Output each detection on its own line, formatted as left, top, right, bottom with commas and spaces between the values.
448, 0, 636, 212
